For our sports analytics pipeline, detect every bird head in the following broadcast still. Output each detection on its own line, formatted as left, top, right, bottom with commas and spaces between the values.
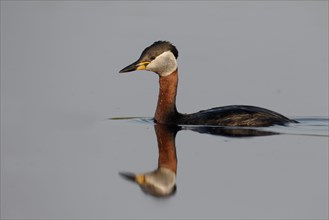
119, 41, 178, 77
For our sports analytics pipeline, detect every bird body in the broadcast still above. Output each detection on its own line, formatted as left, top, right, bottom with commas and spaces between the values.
119, 41, 297, 127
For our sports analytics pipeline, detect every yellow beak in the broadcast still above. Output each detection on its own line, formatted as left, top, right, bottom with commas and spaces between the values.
119, 60, 150, 73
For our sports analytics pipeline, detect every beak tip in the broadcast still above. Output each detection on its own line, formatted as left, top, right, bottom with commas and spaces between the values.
119, 172, 136, 182
119, 60, 140, 73
119, 67, 131, 73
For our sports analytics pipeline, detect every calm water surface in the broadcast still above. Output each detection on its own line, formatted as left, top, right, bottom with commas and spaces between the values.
111, 116, 329, 218
1, 1, 328, 219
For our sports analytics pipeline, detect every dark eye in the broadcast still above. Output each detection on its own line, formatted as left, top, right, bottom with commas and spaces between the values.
150, 56, 156, 60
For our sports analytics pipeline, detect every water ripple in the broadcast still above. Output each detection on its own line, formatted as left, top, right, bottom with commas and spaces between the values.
109, 116, 329, 137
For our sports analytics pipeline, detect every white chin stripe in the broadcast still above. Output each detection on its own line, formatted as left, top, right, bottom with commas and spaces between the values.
146, 51, 177, 77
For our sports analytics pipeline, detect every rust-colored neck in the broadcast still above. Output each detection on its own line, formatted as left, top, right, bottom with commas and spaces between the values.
154, 69, 179, 124
155, 124, 177, 174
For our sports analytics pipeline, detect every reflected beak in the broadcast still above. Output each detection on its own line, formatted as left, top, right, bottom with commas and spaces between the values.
119, 60, 150, 73
119, 172, 145, 185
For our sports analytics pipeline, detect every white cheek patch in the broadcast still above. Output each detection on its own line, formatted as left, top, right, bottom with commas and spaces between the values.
146, 51, 177, 77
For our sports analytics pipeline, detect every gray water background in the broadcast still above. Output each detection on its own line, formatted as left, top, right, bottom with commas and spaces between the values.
1, 1, 328, 219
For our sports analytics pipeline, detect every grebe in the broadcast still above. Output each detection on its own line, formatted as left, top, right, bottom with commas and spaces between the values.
119, 41, 297, 127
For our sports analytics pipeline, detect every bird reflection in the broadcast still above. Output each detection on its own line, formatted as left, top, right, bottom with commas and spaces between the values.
119, 123, 278, 198
182, 125, 279, 137
120, 124, 179, 197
